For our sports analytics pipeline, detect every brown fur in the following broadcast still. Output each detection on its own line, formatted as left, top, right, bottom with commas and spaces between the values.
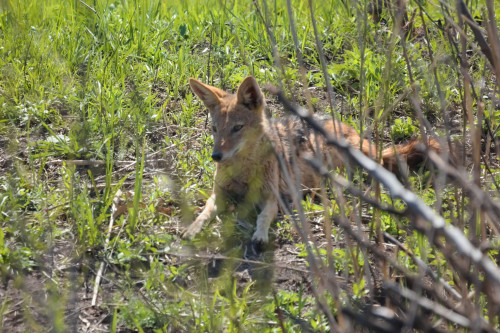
183, 76, 440, 244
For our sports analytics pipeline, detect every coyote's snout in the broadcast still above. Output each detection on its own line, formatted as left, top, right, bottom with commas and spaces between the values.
183, 76, 440, 246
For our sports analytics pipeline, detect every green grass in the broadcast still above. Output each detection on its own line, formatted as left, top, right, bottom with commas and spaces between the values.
1, 0, 500, 331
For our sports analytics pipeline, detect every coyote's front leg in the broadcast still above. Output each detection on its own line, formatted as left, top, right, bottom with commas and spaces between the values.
251, 196, 279, 245
251, 163, 280, 245
183, 193, 218, 238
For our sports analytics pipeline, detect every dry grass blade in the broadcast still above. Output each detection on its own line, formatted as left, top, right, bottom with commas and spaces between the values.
77, 0, 101, 19
91, 189, 119, 307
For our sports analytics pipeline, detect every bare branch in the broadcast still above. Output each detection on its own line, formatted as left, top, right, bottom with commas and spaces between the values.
268, 87, 500, 287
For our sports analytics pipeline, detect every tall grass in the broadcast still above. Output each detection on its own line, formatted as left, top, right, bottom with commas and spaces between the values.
1, 0, 500, 331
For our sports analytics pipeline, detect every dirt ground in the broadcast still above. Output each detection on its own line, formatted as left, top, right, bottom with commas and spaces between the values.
0, 228, 331, 332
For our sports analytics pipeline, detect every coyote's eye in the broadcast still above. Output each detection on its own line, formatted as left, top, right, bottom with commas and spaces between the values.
232, 124, 243, 133
212, 125, 217, 133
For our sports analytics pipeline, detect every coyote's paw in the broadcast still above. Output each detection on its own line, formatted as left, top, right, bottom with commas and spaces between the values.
251, 230, 269, 252
252, 229, 269, 244
182, 220, 204, 239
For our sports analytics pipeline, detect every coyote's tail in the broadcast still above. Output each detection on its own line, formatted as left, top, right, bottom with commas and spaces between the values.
379, 138, 441, 176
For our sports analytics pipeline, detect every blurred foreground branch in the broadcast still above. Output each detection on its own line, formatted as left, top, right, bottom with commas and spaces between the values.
268, 85, 500, 288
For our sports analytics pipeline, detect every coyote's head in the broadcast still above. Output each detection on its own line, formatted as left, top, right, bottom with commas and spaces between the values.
189, 76, 266, 163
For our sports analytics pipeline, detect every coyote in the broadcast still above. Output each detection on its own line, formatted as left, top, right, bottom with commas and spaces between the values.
183, 76, 439, 245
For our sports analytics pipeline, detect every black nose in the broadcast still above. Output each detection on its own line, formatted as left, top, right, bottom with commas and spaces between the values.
211, 152, 222, 162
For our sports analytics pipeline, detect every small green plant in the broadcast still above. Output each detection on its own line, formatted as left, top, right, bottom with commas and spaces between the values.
390, 116, 418, 141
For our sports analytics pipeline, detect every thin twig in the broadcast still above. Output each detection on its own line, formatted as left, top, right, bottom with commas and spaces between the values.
304, 156, 407, 216
427, 150, 500, 234
384, 282, 472, 328
383, 231, 462, 300
153, 251, 313, 275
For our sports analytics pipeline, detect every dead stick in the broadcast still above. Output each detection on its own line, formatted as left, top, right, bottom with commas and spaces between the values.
47, 159, 134, 166
91, 192, 118, 306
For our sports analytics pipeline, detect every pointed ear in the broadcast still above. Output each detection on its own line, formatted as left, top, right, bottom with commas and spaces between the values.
236, 76, 264, 109
189, 78, 226, 110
